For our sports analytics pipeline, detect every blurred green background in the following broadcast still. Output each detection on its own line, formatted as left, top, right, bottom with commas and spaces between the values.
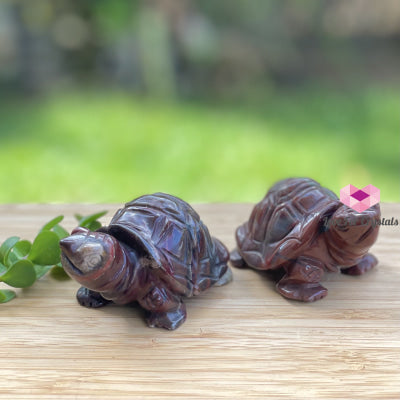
0, 0, 398, 203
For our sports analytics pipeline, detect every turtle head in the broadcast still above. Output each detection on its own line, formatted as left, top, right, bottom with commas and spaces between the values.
60, 227, 117, 280
326, 203, 380, 256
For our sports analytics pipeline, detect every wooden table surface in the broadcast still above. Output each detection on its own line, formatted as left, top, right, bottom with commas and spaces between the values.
0, 203, 399, 399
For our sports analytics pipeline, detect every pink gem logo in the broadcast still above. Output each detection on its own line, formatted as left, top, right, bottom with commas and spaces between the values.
340, 184, 380, 212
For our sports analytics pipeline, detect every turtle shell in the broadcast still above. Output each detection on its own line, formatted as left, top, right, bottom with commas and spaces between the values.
236, 178, 341, 270
98, 193, 229, 297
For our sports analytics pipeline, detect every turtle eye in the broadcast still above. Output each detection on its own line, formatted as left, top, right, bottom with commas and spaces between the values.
334, 217, 349, 231
85, 254, 103, 269
78, 252, 104, 273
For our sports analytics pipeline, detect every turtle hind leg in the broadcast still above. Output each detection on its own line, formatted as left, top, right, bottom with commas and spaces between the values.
214, 266, 233, 287
342, 253, 378, 276
77, 287, 112, 308
276, 256, 327, 302
230, 248, 247, 268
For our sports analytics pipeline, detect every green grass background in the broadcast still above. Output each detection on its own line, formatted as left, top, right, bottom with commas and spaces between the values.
0, 87, 398, 203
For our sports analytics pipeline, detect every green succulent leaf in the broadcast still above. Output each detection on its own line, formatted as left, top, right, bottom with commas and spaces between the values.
0, 236, 20, 264
87, 220, 102, 231
40, 215, 64, 232
2, 239, 31, 267
52, 224, 69, 240
0, 262, 7, 275
0, 260, 36, 288
28, 231, 61, 266
77, 211, 107, 229
0, 211, 100, 304
5, 251, 19, 267
0, 289, 16, 303
50, 265, 70, 280
34, 264, 53, 279
12, 240, 32, 259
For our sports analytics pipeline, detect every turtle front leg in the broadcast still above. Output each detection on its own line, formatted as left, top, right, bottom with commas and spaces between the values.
276, 256, 327, 302
77, 287, 112, 308
230, 248, 247, 268
342, 253, 378, 276
139, 286, 186, 330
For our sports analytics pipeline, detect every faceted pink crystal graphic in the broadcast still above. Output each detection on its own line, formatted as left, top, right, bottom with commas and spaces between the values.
340, 184, 380, 212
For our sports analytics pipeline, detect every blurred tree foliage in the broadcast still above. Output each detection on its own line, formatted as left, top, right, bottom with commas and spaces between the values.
0, 1, 398, 203
1, 0, 399, 97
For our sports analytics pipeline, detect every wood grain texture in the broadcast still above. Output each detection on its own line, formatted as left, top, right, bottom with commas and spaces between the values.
0, 203, 399, 399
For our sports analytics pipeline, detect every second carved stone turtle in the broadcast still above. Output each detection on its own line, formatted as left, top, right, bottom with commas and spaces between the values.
231, 178, 380, 302
60, 193, 232, 330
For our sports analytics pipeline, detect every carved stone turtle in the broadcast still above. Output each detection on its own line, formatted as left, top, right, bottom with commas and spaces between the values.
231, 178, 380, 302
60, 193, 232, 330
